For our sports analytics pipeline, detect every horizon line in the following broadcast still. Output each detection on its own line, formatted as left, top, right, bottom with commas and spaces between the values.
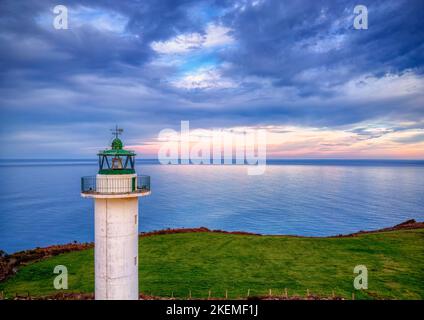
1, 158, 423, 162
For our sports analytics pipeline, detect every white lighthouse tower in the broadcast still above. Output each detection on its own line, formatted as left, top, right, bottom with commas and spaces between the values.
81, 127, 150, 300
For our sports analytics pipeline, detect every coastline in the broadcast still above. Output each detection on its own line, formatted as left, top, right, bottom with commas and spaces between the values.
138, 219, 424, 239
1, 220, 423, 300
1, 219, 423, 284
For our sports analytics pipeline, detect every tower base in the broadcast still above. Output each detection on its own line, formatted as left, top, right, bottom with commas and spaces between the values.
94, 197, 139, 300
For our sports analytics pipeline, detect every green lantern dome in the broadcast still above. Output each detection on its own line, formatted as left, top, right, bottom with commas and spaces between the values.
97, 126, 136, 175
111, 138, 123, 150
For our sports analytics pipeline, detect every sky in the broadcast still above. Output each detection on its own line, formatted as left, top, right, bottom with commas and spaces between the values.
0, 0, 423, 159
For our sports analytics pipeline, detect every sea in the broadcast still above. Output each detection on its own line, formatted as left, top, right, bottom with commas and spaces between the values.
0, 159, 423, 253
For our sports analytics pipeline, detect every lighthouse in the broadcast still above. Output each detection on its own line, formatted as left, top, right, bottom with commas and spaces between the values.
81, 127, 151, 300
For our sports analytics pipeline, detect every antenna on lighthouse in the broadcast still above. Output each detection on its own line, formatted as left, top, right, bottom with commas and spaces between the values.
111, 125, 123, 139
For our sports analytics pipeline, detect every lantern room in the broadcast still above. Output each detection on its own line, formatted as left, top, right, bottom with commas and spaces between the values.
97, 127, 136, 175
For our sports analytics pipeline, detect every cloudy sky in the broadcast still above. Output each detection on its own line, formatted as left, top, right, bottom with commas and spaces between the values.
0, 0, 423, 159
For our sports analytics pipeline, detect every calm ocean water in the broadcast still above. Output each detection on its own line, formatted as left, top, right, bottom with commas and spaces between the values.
0, 159, 423, 253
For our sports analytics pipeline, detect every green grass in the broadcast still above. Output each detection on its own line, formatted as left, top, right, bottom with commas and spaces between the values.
1, 229, 423, 299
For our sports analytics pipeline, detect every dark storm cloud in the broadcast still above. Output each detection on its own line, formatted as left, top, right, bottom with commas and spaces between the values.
0, 0, 209, 79
222, 0, 424, 91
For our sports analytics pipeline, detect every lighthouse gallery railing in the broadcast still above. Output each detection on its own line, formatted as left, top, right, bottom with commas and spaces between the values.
81, 175, 150, 194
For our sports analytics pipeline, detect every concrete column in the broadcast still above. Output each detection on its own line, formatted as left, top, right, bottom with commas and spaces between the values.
94, 197, 139, 300
96, 174, 136, 193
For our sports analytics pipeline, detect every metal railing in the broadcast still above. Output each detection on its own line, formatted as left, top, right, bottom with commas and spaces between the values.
137, 175, 150, 192
81, 175, 150, 194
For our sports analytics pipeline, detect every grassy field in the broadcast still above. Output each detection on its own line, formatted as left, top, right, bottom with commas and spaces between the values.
1, 229, 423, 299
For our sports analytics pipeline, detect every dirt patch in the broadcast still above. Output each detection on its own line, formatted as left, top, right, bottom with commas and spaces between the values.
140, 227, 261, 237
331, 219, 424, 238
6, 292, 345, 300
